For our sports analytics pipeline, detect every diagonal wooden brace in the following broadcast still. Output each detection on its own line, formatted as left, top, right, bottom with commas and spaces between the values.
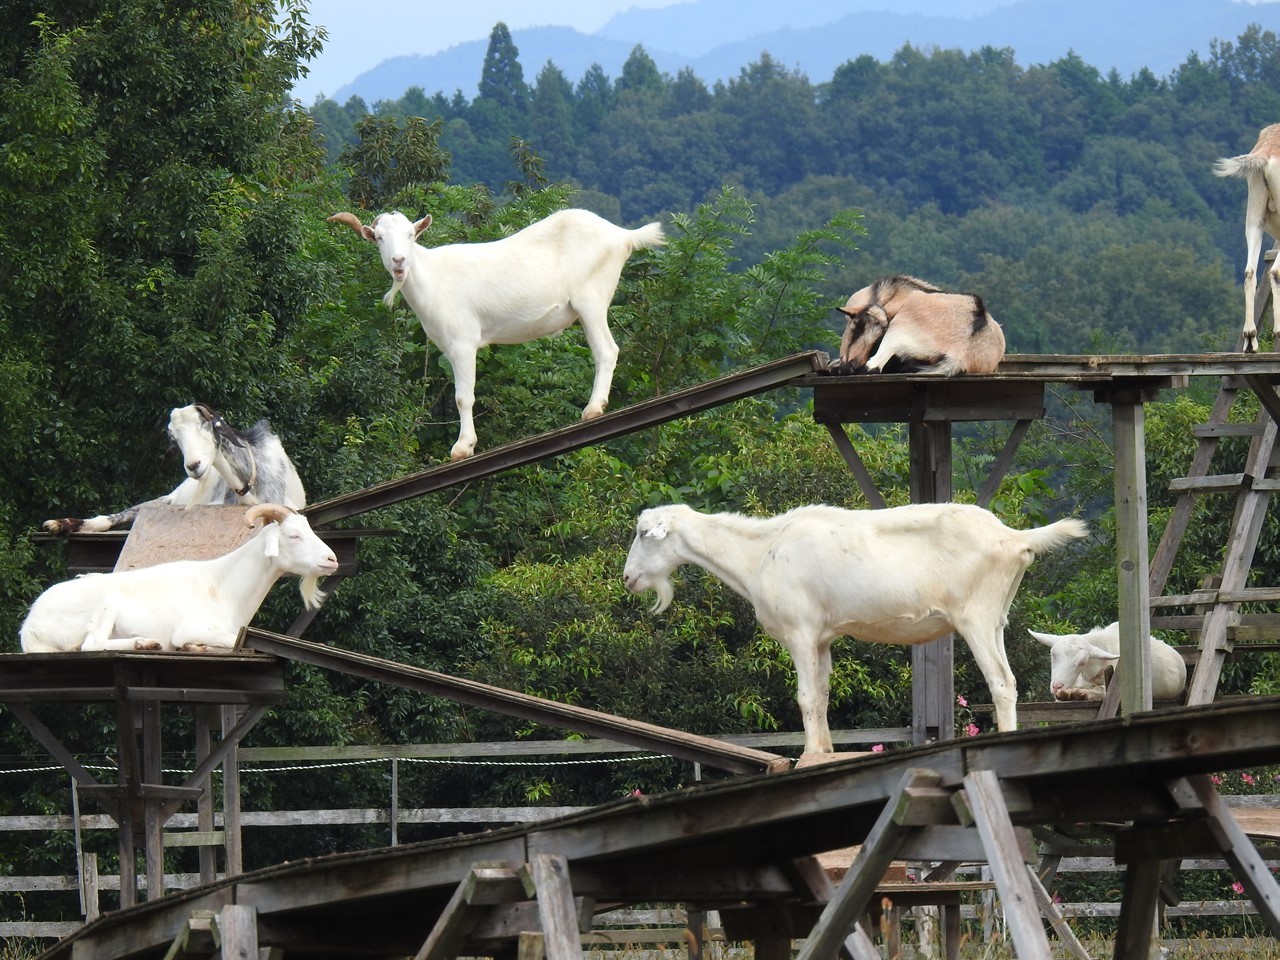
961, 769, 1053, 960
1166, 774, 1280, 934
793, 768, 944, 960
413, 864, 526, 960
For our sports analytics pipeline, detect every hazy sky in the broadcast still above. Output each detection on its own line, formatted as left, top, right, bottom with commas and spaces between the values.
291, 0, 685, 103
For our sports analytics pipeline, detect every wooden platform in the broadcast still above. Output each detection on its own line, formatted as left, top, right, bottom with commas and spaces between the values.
36, 696, 1280, 960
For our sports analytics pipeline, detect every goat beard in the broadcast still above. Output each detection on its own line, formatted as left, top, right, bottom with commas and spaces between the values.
650, 579, 675, 614
299, 576, 328, 611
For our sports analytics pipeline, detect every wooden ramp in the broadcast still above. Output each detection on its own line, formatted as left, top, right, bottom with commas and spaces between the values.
240, 628, 789, 776
303, 351, 828, 526
37, 696, 1280, 960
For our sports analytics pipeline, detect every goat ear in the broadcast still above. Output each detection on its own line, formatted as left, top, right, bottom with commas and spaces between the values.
644, 520, 669, 540
837, 307, 856, 319
1087, 644, 1120, 662
261, 525, 281, 558
413, 214, 433, 236
1028, 630, 1057, 647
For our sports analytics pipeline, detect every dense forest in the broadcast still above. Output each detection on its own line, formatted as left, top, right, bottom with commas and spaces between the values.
307, 20, 1280, 355
3, 0, 1280, 922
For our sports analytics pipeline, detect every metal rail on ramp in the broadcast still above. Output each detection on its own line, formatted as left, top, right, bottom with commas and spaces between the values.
303, 351, 829, 526
241, 628, 790, 776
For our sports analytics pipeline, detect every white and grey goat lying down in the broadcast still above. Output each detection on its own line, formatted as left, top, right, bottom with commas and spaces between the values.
43, 404, 306, 534
623, 502, 1088, 752
21, 505, 337, 653
328, 208, 665, 461
1215, 124, 1280, 353
833, 275, 1005, 375
1031, 622, 1187, 702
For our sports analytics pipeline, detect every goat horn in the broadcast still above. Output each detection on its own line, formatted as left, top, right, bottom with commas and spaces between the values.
244, 504, 293, 527
193, 403, 218, 422
327, 212, 368, 235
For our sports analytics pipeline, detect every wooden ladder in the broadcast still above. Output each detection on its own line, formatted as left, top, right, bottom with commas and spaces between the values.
1148, 248, 1280, 705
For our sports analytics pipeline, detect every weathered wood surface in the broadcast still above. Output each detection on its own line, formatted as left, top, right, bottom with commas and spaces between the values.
38, 697, 1280, 960
241, 628, 790, 777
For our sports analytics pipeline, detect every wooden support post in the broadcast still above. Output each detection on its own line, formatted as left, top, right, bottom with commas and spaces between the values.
213, 904, 258, 960
143, 699, 166, 900
794, 769, 943, 960
960, 770, 1052, 960
1111, 397, 1153, 716
1113, 860, 1160, 960
194, 707, 217, 885
910, 421, 954, 743
221, 705, 244, 877
1166, 775, 1280, 934
528, 854, 585, 960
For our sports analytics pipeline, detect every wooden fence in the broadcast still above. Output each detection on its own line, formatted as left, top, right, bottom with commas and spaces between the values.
0, 730, 1275, 946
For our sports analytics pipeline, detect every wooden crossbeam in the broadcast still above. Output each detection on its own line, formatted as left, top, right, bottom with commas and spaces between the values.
527, 854, 586, 960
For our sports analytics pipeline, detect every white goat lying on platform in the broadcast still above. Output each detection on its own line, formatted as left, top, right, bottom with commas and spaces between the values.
43, 404, 306, 534
21, 505, 337, 653
1030, 622, 1187, 702
833, 275, 1005, 375
622, 502, 1088, 752
1215, 124, 1280, 353
328, 208, 665, 461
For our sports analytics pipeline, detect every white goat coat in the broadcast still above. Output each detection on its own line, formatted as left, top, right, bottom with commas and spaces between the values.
20, 511, 337, 653
1030, 622, 1187, 702
1215, 124, 1280, 352
331, 208, 664, 460
623, 502, 1088, 752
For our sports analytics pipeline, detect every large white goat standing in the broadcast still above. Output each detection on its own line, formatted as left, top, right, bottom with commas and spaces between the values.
43, 404, 306, 534
328, 208, 665, 460
21, 504, 337, 653
1215, 123, 1280, 353
623, 502, 1088, 753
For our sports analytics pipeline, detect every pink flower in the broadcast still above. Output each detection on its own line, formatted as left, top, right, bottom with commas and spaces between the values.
1211, 774, 1222, 785
965, 723, 981, 737
956, 695, 968, 708
1232, 881, 1245, 895
1243, 773, 1256, 785
871, 744, 885, 753
631, 789, 643, 797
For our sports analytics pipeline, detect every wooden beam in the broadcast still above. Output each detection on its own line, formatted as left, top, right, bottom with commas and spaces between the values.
412, 865, 526, 960
793, 769, 942, 960
1111, 399, 1153, 715
822, 423, 887, 509
528, 855, 585, 960
1113, 860, 1160, 960
1166, 775, 1280, 935
960, 770, 1052, 960
787, 856, 881, 960
211, 905, 258, 960
976, 419, 1033, 508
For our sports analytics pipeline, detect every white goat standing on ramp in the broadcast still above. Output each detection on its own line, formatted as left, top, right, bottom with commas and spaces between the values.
1215, 124, 1280, 353
833, 275, 1005, 375
328, 208, 665, 460
623, 502, 1088, 753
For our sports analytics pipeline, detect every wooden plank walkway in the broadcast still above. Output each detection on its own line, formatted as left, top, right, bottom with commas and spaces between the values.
39, 696, 1280, 960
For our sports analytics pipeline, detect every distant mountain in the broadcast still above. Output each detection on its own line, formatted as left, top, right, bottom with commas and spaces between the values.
326, 0, 1279, 107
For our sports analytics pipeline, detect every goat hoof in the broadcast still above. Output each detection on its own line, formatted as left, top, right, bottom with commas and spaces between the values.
134, 640, 163, 651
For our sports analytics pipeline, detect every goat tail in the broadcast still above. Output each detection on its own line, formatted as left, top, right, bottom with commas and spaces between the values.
630, 221, 666, 251
1013, 517, 1089, 557
1015, 517, 1089, 555
1215, 154, 1270, 179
